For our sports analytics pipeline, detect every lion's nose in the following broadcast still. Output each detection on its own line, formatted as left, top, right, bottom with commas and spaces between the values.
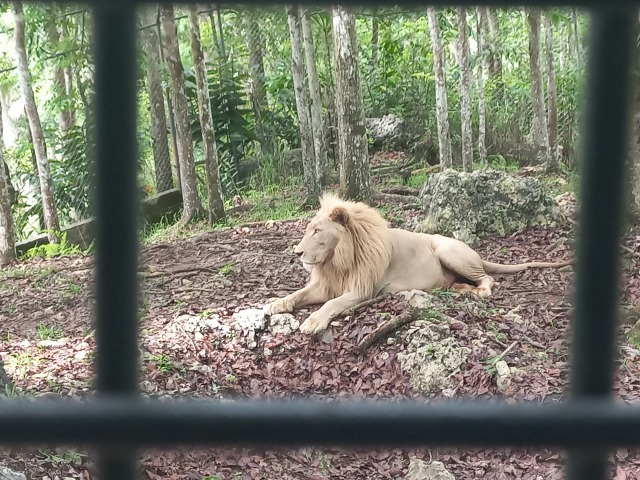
295, 250, 303, 257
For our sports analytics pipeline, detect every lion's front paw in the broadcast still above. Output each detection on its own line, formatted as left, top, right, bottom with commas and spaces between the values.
299, 312, 331, 335
264, 297, 295, 315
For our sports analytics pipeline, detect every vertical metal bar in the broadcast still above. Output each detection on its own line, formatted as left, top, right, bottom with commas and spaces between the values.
93, 3, 139, 480
567, 7, 635, 480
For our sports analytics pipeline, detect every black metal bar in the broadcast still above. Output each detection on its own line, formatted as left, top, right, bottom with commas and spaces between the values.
0, 399, 639, 448
93, 3, 139, 480
567, 7, 635, 480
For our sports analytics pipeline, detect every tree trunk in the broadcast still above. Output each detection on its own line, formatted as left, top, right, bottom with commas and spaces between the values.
333, 5, 370, 203
527, 8, 550, 165
140, 5, 174, 193
476, 7, 487, 165
0, 100, 15, 267
46, 9, 75, 137
322, 23, 338, 167
161, 4, 203, 223
457, 7, 473, 172
485, 8, 503, 79
544, 11, 559, 168
301, 7, 328, 186
187, 5, 226, 224
371, 8, 379, 79
12, 1, 60, 239
286, 4, 320, 205
427, 7, 453, 170
244, 9, 272, 155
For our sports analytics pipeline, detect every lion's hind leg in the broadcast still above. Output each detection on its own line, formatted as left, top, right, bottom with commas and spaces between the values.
434, 242, 495, 298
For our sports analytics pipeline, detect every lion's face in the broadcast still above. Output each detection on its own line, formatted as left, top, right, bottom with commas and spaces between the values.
294, 210, 346, 271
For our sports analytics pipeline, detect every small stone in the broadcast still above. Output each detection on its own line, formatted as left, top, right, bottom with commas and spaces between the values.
0, 467, 27, 480
269, 314, 300, 335
74, 351, 88, 360
495, 360, 512, 393
263, 347, 273, 357
194, 332, 204, 341
317, 329, 334, 344
406, 457, 455, 480
232, 309, 267, 332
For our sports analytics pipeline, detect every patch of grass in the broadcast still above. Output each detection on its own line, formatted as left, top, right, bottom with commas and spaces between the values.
42, 449, 86, 466
149, 354, 175, 372
219, 262, 235, 276
430, 288, 455, 298
21, 232, 91, 260
63, 282, 83, 295
407, 172, 429, 189
2, 303, 16, 316
8, 351, 38, 379
37, 323, 64, 340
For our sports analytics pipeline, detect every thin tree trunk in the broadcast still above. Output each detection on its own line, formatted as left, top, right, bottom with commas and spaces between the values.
244, 8, 272, 155
427, 7, 453, 170
476, 7, 487, 165
485, 8, 502, 78
332, 5, 370, 203
0, 99, 15, 267
527, 8, 550, 165
140, 5, 174, 193
544, 11, 558, 168
187, 5, 226, 223
161, 4, 203, 223
371, 7, 379, 79
322, 23, 338, 167
46, 9, 75, 137
286, 4, 320, 205
457, 7, 473, 172
12, 1, 60, 239
301, 7, 328, 186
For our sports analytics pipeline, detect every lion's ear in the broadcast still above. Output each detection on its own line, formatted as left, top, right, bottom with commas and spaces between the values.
329, 206, 349, 226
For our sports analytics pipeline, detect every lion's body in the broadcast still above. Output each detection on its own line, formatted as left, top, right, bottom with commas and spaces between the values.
265, 194, 572, 335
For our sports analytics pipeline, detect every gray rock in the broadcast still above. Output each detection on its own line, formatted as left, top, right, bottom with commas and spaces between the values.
317, 329, 334, 344
399, 290, 448, 312
397, 321, 469, 395
269, 314, 300, 335
406, 458, 455, 480
0, 466, 26, 480
232, 309, 267, 332
179, 314, 224, 334
366, 114, 407, 150
417, 169, 564, 244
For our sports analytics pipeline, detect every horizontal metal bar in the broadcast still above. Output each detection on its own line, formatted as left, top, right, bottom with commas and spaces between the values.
1, 398, 640, 448
14, 1, 640, 8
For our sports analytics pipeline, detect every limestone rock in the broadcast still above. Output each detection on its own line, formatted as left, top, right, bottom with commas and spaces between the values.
366, 114, 406, 150
269, 314, 300, 335
495, 360, 525, 393
180, 314, 224, 334
232, 309, 267, 332
416, 169, 564, 244
555, 191, 578, 220
399, 290, 448, 312
0, 467, 26, 480
406, 458, 455, 480
397, 320, 469, 395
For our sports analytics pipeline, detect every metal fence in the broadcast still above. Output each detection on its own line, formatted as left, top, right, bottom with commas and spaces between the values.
0, 3, 635, 480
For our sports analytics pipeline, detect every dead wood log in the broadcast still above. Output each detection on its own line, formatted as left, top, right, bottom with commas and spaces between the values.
411, 164, 440, 175
340, 294, 390, 318
373, 192, 421, 204
358, 308, 425, 349
380, 185, 420, 196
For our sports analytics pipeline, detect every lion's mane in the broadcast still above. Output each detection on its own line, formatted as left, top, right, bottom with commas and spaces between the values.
311, 194, 392, 299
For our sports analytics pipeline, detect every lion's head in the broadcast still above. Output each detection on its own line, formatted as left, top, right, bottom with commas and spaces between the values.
296, 193, 392, 298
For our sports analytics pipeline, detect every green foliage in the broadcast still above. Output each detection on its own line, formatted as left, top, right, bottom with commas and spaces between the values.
37, 323, 64, 340
20, 231, 89, 259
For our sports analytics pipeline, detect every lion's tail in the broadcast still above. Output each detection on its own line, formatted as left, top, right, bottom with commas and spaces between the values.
482, 258, 574, 274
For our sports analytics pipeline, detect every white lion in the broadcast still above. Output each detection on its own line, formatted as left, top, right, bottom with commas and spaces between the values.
266, 194, 572, 335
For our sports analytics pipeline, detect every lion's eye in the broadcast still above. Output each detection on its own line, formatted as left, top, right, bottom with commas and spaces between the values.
314, 229, 319, 235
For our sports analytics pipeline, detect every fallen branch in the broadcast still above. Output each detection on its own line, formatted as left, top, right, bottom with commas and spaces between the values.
373, 192, 421, 204
380, 185, 420, 196
141, 266, 217, 279
411, 164, 440, 175
358, 308, 425, 349
340, 294, 390, 318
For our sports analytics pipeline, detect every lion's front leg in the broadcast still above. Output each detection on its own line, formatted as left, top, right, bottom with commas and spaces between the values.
264, 283, 329, 315
300, 291, 365, 335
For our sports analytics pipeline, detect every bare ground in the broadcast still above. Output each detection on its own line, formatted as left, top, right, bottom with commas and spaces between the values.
1, 204, 640, 480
